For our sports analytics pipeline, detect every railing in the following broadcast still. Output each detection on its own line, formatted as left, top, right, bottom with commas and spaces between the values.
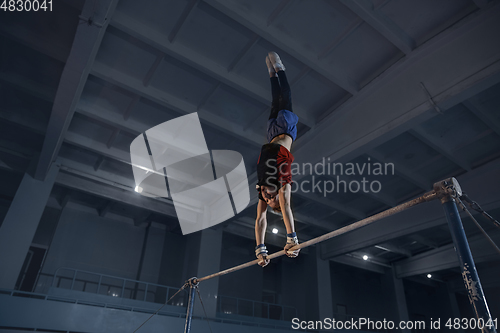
51, 268, 298, 323
0, 289, 292, 331
1, 288, 392, 332
51, 267, 187, 307
217, 295, 297, 321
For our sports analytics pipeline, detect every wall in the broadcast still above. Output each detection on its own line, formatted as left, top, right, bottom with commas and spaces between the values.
218, 233, 265, 301
280, 248, 319, 321
158, 230, 189, 287
329, 262, 400, 322
404, 279, 456, 325
32, 206, 61, 246
0, 293, 295, 333
36, 206, 166, 293
0, 170, 23, 229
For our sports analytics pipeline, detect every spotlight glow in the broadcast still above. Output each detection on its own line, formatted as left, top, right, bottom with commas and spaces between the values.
427, 274, 432, 279
134, 186, 143, 193
272, 228, 278, 234
362, 255, 369, 261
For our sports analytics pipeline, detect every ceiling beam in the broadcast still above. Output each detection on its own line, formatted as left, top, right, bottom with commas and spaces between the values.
295, 190, 365, 221
0, 72, 492, 242
331, 254, 385, 274
339, 0, 415, 54
318, 18, 363, 60
0, 102, 425, 235
34, 0, 119, 181
142, 52, 164, 87
98, 200, 113, 217
57, 189, 71, 210
266, 0, 292, 26
197, 83, 221, 110
462, 100, 500, 137
0, 26, 68, 63
335, 173, 397, 207
473, 0, 489, 9
374, 243, 411, 258
56, 170, 177, 218
169, 0, 200, 43
90, 62, 264, 147
319, 158, 500, 259
109, 12, 315, 128
0, 72, 54, 102
410, 234, 439, 249
134, 213, 153, 227
93, 156, 105, 172
123, 95, 140, 121
0, 100, 378, 236
202, 0, 359, 95
292, 4, 500, 176
368, 151, 431, 191
226, 35, 259, 73
106, 128, 120, 149
394, 231, 500, 278
59, 155, 135, 191
409, 128, 472, 172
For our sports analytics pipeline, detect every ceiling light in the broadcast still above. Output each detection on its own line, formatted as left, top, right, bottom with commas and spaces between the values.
272, 228, 278, 234
134, 186, 143, 193
427, 274, 432, 279
362, 255, 368, 261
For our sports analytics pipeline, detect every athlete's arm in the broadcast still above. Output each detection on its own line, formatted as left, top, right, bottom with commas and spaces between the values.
255, 199, 270, 267
279, 183, 300, 257
279, 183, 294, 234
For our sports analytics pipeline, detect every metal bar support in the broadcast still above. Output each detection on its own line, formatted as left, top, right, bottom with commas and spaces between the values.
184, 277, 198, 333
435, 178, 497, 333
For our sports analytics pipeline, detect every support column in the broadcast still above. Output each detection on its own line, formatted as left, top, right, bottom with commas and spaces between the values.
194, 228, 222, 318
0, 164, 59, 289
137, 223, 166, 284
316, 249, 333, 320
392, 270, 411, 333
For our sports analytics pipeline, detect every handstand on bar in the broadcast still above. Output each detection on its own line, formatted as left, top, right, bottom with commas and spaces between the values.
255, 52, 300, 267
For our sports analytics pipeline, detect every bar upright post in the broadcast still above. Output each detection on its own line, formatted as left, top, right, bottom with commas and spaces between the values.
435, 178, 497, 333
184, 278, 198, 333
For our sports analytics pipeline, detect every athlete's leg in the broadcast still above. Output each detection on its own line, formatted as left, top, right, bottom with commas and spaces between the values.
276, 70, 292, 112
268, 51, 293, 113
266, 51, 298, 145
267, 56, 281, 120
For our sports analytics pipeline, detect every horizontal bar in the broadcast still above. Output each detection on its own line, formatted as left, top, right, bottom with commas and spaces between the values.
195, 190, 438, 283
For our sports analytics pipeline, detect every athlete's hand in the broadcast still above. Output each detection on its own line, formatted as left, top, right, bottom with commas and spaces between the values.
284, 243, 300, 257
257, 253, 270, 267
284, 232, 300, 258
255, 244, 270, 267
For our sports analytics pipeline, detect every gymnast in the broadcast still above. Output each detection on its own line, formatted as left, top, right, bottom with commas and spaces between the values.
255, 52, 300, 267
